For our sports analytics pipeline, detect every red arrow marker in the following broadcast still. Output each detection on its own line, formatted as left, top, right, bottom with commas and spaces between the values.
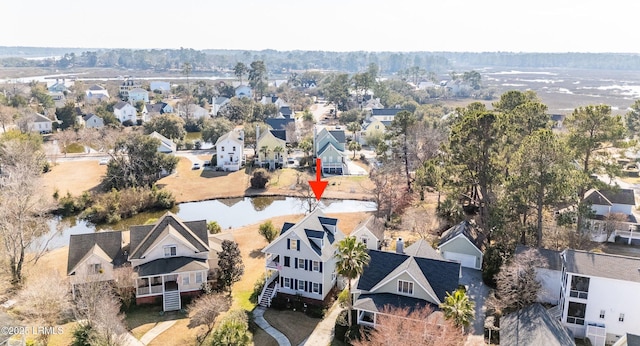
309, 158, 328, 201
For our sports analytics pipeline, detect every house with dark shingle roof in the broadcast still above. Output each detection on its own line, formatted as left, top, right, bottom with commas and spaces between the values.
352, 238, 460, 327
260, 209, 346, 307
437, 219, 486, 270
128, 212, 211, 311
67, 231, 127, 294
315, 128, 347, 175
560, 249, 640, 345
67, 212, 220, 312
501, 303, 576, 346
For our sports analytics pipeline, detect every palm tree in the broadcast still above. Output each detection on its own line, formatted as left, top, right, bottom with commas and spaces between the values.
440, 288, 475, 332
335, 236, 370, 326
273, 146, 284, 166
259, 145, 270, 165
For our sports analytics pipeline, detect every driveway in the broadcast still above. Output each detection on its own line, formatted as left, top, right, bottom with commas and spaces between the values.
459, 267, 489, 336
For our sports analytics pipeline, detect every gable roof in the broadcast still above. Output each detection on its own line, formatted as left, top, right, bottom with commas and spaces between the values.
257, 128, 286, 146
357, 249, 460, 303
67, 231, 126, 275
146, 102, 170, 114
404, 239, 444, 260
129, 212, 209, 260
215, 129, 244, 146
88, 84, 106, 91
214, 97, 230, 105
626, 334, 640, 346
32, 113, 52, 123
371, 108, 406, 116
438, 220, 486, 251
515, 245, 563, 271
351, 216, 385, 243
266, 118, 294, 131
114, 101, 133, 110
584, 188, 635, 206
502, 303, 575, 346
82, 113, 101, 121
270, 129, 287, 141
328, 130, 346, 144
317, 142, 345, 157
353, 292, 438, 314
279, 106, 292, 118
263, 208, 345, 261
136, 257, 208, 276
561, 249, 640, 283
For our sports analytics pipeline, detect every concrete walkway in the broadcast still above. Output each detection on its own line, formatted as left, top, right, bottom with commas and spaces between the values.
300, 301, 343, 346
139, 320, 177, 345
254, 307, 292, 346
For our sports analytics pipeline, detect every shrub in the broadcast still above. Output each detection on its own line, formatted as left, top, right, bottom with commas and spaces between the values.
249, 274, 267, 305
71, 323, 93, 346
207, 221, 222, 234
250, 168, 270, 189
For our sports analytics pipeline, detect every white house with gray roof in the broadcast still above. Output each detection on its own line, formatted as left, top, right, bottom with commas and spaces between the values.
260, 209, 345, 307
515, 245, 563, 305
315, 127, 347, 175
351, 216, 385, 250
113, 101, 137, 124
215, 128, 244, 171
582, 188, 638, 243
438, 219, 486, 270
560, 249, 640, 346
128, 212, 211, 311
352, 238, 459, 327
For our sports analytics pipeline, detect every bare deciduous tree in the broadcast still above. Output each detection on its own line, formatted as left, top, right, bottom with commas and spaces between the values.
370, 163, 413, 221
352, 305, 464, 346
16, 271, 71, 345
492, 248, 547, 314
113, 266, 137, 310
187, 293, 232, 345
73, 280, 127, 346
0, 140, 55, 284
603, 212, 629, 240
52, 129, 78, 156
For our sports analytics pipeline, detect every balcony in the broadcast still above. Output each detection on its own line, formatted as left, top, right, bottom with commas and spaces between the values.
266, 255, 280, 270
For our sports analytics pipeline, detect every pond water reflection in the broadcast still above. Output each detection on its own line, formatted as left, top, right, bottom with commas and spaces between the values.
43, 196, 376, 249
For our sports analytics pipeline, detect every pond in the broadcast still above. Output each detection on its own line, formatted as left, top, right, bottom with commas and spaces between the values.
42, 196, 376, 249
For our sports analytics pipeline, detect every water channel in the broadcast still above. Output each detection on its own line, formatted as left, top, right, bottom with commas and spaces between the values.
43, 196, 376, 249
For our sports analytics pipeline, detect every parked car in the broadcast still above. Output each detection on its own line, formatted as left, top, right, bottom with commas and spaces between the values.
192, 163, 201, 170
99, 158, 110, 165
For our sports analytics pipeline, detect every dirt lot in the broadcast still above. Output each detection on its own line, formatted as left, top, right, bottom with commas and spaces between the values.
41, 160, 106, 199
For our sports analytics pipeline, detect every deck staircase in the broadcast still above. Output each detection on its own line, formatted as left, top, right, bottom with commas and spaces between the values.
258, 279, 278, 308
163, 291, 181, 311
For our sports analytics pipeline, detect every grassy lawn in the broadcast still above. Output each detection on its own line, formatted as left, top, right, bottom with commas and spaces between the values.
252, 326, 279, 346
125, 304, 186, 339
262, 309, 322, 345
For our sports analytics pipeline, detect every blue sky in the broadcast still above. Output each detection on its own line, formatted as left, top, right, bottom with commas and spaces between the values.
3, 0, 638, 53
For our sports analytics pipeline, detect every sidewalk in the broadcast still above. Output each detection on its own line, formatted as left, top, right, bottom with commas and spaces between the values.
254, 307, 291, 346
300, 301, 342, 346
139, 320, 177, 345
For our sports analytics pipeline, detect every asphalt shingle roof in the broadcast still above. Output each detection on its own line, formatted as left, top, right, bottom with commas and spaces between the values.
501, 303, 576, 346
266, 118, 294, 131
129, 212, 208, 259
438, 220, 486, 250
515, 245, 563, 271
353, 293, 438, 313
136, 257, 208, 277
67, 231, 126, 275
562, 249, 640, 283
371, 108, 406, 116
584, 188, 635, 206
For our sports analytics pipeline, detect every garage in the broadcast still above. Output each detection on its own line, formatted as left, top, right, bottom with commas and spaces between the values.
443, 252, 478, 269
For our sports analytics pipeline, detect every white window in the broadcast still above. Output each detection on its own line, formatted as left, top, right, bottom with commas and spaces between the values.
195, 272, 203, 284
298, 280, 305, 291
298, 258, 305, 269
232, 146, 236, 152
361, 237, 368, 245
312, 261, 320, 272
312, 283, 320, 294
619, 313, 625, 322
221, 146, 225, 151
290, 239, 297, 250
332, 272, 337, 282
164, 245, 177, 257
398, 280, 413, 295
182, 274, 190, 285
600, 310, 605, 319
284, 278, 291, 289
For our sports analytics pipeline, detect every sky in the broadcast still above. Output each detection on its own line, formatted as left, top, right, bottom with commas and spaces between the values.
3, 0, 639, 53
